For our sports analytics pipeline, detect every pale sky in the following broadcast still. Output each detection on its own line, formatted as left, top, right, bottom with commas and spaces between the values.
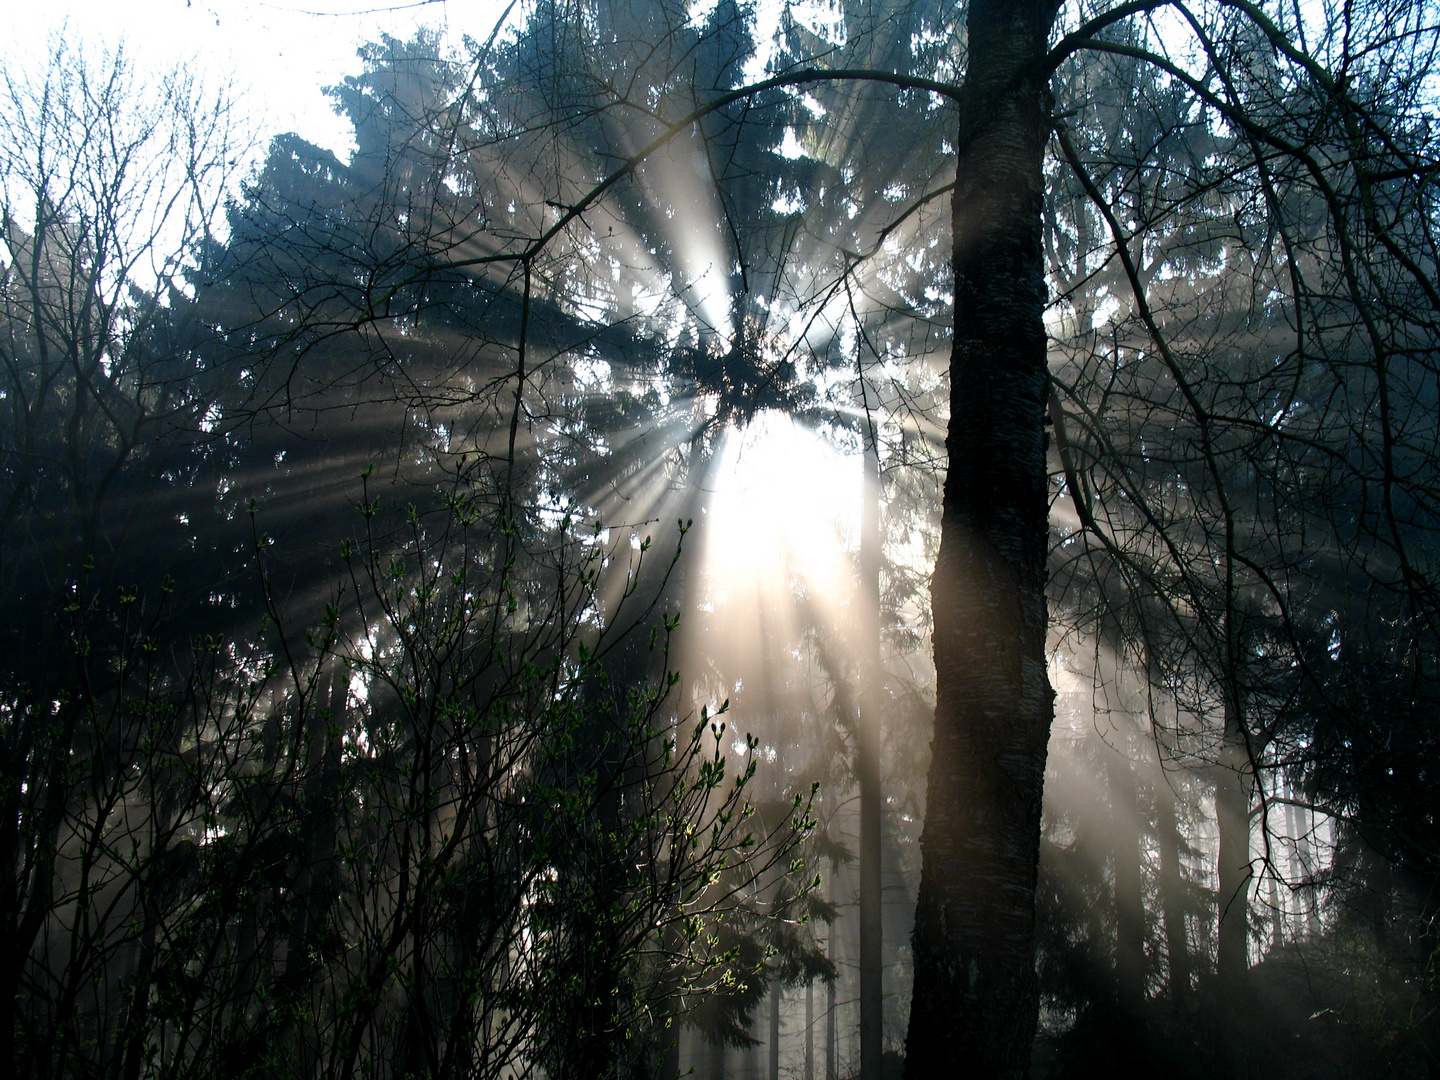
3, 0, 514, 158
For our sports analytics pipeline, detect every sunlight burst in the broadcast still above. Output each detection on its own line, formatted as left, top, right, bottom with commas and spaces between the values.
682, 410, 865, 728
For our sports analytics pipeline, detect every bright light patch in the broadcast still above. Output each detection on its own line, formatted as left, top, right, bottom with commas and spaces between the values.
633, 142, 734, 338
701, 411, 859, 591
682, 411, 865, 722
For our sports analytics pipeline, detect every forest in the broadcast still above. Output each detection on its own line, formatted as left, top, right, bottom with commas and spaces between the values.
0, 0, 1436, 1077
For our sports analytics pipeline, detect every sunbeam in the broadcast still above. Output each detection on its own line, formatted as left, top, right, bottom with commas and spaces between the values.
678, 410, 864, 749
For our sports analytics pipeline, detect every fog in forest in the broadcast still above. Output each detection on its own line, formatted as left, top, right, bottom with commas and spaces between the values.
1, 1, 1436, 1079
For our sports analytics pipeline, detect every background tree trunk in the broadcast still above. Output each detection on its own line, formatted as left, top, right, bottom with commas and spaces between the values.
859, 401, 883, 1080
768, 979, 781, 1080
1214, 706, 1252, 996
1110, 731, 1146, 1016
1154, 774, 1191, 1003
805, 978, 814, 1080
825, 937, 837, 1080
1214, 701, 1254, 1075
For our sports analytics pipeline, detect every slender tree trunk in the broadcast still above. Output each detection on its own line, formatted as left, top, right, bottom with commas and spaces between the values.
825, 941, 836, 1080
1110, 731, 1146, 1015
768, 977, 781, 1080
1213, 695, 1254, 1077
858, 407, 883, 1080
904, 1, 1060, 1075
277, 664, 345, 1073
1286, 798, 1320, 937
1154, 774, 1190, 1002
1214, 705, 1252, 993
805, 978, 815, 1080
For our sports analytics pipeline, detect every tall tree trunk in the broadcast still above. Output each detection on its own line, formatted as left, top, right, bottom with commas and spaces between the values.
768, 977, 781, 1080
904, 1, 1060, 1076
1287, 798, 1321, 937
1110, 731, 1146, 1016
277, 663, 345, 1073
1214, 705, 1252, 994
805, 977, 815, 1080
1154, 773, 1190, 1003
1214, 698, 1253, 1080
858, 403, 883, 1080
825, 938, 837, 1080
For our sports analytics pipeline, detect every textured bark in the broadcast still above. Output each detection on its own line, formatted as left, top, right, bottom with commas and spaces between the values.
903, 1, 1060, 1076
